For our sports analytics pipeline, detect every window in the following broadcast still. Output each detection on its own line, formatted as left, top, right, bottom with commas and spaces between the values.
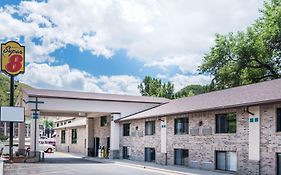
216, 151, 237, 172
123, 146, 130, 159
174, 118, 189, 135
123, 123, 130, 136
277, 108, 281, 132
174, 149, 189, 166
145, 121, 155, 135
145, 147, 155, 162
216, 112, 236, 133
277, 153, 281, 175
71, 129, 77, 144
61, 130, 66, 144
101, 116, 107, 127
56, 123, 59, 127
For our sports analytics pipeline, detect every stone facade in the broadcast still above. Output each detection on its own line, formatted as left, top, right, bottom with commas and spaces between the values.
55, 126, 86, 154
260, 102, 281, 175
52, 102, 281, 174
119, 103, 281, 175
93, 115, 111, 149
120, 118, 162, 162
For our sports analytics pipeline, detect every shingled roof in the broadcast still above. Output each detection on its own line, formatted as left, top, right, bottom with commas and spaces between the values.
120, 78, 281, 121
22, 88, 170, 104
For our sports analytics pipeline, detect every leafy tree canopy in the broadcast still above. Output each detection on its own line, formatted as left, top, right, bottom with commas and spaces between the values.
138, 76, 210, 99
174, 84, 211, 98
43, 119, 54, 129
199, 0, 281, 90
138, 76, 175, 99
0, 73, 31, 106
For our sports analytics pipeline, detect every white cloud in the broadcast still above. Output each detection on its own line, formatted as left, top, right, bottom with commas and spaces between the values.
156, 74, 168, 80
18, 63, 212, 95
0, 0, 263, 73
18, 63, 141, 95
145, 54, 202, 73
170, 74, 212, 91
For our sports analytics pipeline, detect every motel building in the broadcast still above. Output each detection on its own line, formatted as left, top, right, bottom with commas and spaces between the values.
15, 78, 281, 175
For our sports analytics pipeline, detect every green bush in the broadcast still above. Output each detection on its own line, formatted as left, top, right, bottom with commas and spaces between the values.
0, 133, 9, 140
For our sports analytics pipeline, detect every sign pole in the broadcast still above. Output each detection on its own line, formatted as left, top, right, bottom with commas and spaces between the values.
1, 41, 25, 161
9, 75, 14, 160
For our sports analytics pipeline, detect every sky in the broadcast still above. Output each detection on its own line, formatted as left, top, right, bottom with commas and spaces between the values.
0, 0, 264, 95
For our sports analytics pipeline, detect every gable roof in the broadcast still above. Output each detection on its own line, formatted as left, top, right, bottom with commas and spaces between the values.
120, 78, 281, 121
22, 88, 170, 104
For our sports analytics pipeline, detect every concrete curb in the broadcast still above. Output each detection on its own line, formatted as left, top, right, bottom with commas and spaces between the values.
84, 157, 114, 163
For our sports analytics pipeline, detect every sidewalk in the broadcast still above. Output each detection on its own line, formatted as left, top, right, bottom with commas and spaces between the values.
84, 156, 230, 175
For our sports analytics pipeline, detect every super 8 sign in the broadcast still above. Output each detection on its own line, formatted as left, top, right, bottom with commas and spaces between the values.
1, 41, 25, 76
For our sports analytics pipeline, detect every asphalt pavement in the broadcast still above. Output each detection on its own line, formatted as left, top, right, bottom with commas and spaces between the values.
3, 152, 228, 175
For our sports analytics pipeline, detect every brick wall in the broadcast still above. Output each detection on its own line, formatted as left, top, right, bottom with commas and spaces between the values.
167, 108, 251, 174
120, 107, 254, 174
260, 102, 281, 175
93, 116, 111, 148
120, 118, 162, 163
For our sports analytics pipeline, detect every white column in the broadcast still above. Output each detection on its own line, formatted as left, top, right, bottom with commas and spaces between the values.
18, 122, 26, 155
160, 117, 167, 153
110, 113, 121, 159
248, 106, 260, 161
86, 118, 94, 156
30, 111, 39, 156
160, 117, 167, 165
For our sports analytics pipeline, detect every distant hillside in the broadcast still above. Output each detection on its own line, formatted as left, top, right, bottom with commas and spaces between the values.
0, 73, 31, 106
174, 84, 211, 98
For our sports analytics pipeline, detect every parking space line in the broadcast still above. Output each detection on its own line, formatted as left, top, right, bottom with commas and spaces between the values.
114, 162, 195, 175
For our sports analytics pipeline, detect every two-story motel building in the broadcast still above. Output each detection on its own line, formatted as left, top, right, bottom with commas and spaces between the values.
19, 78, 281, 174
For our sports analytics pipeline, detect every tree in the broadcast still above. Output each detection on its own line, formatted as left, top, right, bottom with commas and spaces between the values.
174, 84, 211, 98
199, 0, 281, 90
43, 119, 54, 137
138, 76, 175, 99
43, 119, 54, 129
0, 73, 31, 106
0, 74, 11, 106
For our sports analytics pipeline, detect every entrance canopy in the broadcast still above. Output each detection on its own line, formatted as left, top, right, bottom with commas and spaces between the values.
18, 88, 170, 119
15, 88, 170, 159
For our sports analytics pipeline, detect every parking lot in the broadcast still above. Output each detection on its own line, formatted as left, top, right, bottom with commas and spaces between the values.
3, 152, 227, 175
4, 152, 170, 175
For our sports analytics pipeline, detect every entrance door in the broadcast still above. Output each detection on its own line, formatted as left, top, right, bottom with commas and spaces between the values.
278, 153, 281, 175
106, 137, 110, 156
93, 137, 100, 157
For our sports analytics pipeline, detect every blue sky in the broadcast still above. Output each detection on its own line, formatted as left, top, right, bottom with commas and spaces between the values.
0, 0, 263, 95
